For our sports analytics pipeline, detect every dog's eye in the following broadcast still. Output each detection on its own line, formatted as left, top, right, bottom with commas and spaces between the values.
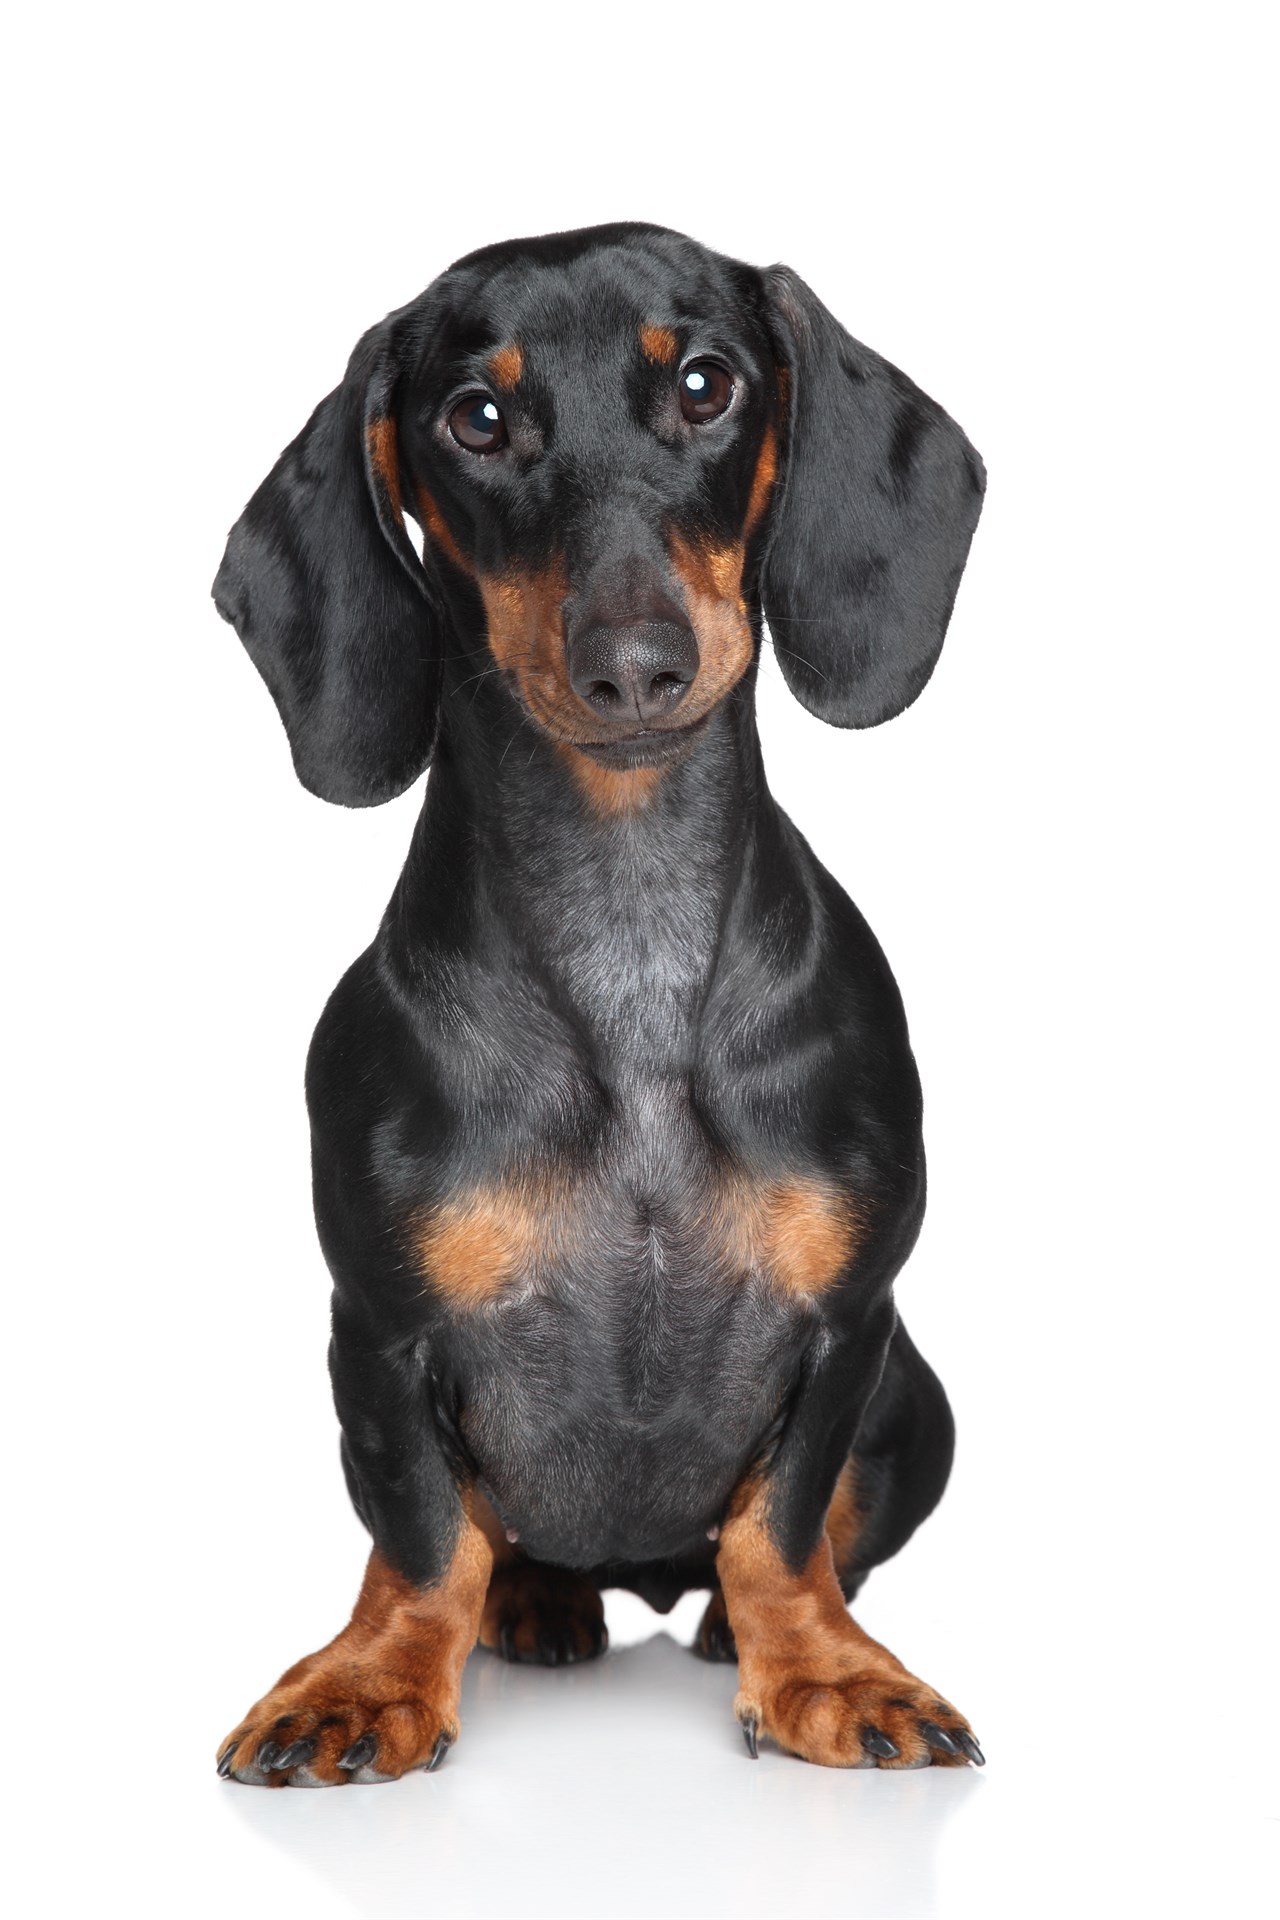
679, 361, 734, 424
449, 395, 508, 453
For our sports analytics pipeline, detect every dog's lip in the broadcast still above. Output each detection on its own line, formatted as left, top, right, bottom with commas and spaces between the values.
572, 714, 711, 766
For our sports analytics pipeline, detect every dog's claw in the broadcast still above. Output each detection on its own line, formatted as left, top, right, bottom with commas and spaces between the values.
255, 1739, 284, 1771
425, 1732, 454, 1772
499, 1624, 516, 1661
273, 1737, 317, 1771
741, 1713, 759, 1759
919, 1720, 961, 1756
955, 1729, 985, 1766
338, 1732, 378, 1772
216, 1742, 239, 1778
538, 1632, 561, 1667
862, 1727, 899, 1760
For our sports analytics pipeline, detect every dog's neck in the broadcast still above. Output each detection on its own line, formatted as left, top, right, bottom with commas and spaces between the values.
390, 658, 787, 1079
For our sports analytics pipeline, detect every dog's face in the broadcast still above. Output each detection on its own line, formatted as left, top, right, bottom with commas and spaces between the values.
214, 223, 984, 807
390, 229, 782, 772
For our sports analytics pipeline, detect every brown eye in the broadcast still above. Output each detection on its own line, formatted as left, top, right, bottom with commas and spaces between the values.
449, 394, 508, 452
679, 360, 734, 424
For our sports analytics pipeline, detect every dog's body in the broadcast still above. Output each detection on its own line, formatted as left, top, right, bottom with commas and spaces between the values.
214, 224, 985, 1783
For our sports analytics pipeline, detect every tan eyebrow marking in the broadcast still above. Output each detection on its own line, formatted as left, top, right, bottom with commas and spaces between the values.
639, 323, 679, 365
487, 341, 524, 390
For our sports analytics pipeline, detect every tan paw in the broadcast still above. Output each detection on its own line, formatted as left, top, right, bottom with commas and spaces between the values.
217, 1659, 457, 1787
479, 1560, 606, 1665
736, 1666, 983, 1770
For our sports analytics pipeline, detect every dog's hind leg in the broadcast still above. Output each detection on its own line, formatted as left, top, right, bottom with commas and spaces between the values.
474, 1495, 608, 1665
695, 1319, 952, 1663
836, 1317, 956, 1600
479, 1559, 608, 1666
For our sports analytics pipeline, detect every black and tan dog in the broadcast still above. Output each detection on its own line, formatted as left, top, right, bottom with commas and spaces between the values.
212, 222, 985, 1784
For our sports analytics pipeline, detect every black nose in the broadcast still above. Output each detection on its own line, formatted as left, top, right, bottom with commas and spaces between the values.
567, 621, 700, 726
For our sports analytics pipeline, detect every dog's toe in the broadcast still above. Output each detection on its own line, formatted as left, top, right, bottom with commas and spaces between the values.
480, 1561, 607, 1665
693, 1590, 738, 1663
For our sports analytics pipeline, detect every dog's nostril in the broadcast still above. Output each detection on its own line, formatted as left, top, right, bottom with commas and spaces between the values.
567, 619, 700, 728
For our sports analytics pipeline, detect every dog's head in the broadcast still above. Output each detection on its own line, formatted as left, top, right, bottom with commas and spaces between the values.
214, 223, 984, 806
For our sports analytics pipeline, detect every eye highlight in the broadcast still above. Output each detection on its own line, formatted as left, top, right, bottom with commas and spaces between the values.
679, 360, 734, 424
449, 394, 508, 453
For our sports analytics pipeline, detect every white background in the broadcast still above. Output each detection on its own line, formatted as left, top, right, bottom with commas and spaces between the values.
5, 4, 1276, 1916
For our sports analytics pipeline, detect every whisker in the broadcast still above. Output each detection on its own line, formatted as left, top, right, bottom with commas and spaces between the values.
769, 641, 828, 680
498, 713, 535, 768
449, 665, 504, 699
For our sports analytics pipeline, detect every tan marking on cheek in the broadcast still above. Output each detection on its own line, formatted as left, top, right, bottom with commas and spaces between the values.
744, 424, 779, 540
413, 1173, 581, 1306
415, 485, 473, 576
667, 531, 754, 713
367, 417, 403, 520
559, 749, 664, 817
487, 341, 523, 390
639, 323, 679, 364
477, 557, 571, 723
714, 1175, 862, 1296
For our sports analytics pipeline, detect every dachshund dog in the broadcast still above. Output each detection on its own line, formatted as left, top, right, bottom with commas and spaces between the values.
212, 222, 985, 1784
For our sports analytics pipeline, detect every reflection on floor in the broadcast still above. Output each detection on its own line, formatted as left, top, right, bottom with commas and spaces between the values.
221, 1598, 983, 1920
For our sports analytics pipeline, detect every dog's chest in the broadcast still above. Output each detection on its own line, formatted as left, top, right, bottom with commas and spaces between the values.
403, 797, 860, 1562
416, 1087, 859, 1565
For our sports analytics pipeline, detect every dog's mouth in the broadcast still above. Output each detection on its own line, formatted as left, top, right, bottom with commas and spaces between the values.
572, 714, 712, 769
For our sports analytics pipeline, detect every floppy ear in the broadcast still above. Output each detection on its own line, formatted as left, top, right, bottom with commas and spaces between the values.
213, 318, 441, 805
760, 266, 985, 728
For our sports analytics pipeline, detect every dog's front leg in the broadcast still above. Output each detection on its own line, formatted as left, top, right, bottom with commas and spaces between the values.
217, 1318, 491, 1786
716, 1325, 983, 1771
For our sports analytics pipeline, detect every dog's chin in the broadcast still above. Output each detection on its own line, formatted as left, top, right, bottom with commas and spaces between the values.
573, 714, 711, 771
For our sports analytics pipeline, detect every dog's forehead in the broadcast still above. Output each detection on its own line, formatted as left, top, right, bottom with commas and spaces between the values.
435, 231, 759, 367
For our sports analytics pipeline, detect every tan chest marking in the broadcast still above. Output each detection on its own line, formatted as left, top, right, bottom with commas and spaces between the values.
717, 1175, 863, 1297
414, 1170, 860, 1308
414, 1175, 582, 1306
